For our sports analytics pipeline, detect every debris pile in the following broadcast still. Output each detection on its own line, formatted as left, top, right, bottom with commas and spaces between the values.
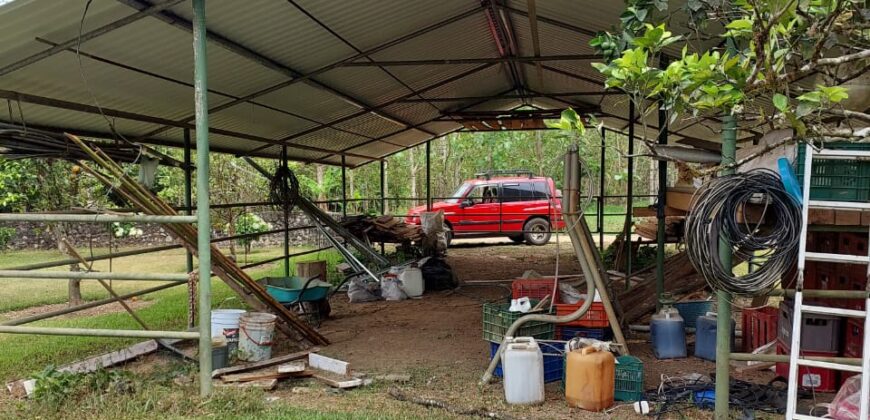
341, 215, 423, 243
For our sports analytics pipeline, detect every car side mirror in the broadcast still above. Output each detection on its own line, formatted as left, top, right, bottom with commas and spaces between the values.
460, 199, 473, 208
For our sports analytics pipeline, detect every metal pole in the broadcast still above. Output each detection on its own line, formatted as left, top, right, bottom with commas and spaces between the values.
655, 104, 667, 310
599, 127, 606, 249
0, 214, 196, 223
282, 146, 290, 277
714, 114, 737, 419
192, 0, 212, 397
0, 270, 189, 281
426, 140, 432, 211
341, 155, 347, 217
183, 128, 193, 274
380, 159, 386, 254
625, 103, 635, 290
0, 326, 199, 340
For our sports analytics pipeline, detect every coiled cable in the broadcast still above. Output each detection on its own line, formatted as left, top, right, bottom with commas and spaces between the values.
685, 169, 801, 296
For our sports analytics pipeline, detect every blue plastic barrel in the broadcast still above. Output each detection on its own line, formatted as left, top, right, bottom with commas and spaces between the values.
694, 313, 736, 361
650, 307, 687, 359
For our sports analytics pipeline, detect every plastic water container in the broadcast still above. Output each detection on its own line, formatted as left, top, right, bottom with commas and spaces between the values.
238, 312, 277, 362
651, 305, 687, 359
694, 313, 736, 361
211, 309, 246, 354
502, 337, 545, 405
399, 266, 424, 297
565, 346, 615, 411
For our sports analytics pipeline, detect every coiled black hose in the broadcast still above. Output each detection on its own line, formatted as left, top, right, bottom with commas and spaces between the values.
269, 165, 300, 213
685, 169, 802, 296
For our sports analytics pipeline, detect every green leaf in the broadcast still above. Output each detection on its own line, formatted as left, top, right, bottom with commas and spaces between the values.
772, 93, 789, 112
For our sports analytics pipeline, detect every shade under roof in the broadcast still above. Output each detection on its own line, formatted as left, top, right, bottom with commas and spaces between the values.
0, 0, 748, 168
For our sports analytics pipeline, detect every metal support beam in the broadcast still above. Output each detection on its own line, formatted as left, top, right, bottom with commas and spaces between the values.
655, 105, 667, 310
380, 160, 386, 215
0, 271, 189, 281
599, 126, 606, 249
183, 129, 194, 274
625, 103, 635, 290
282, 146, 290, 277
426, 140, 432, 211
192, 0, 212, 397
0, 213, 196, 223
341, 156, 348, 218
339, 54, 601, 66
398, 91, 618, 103
714, 114, 737, 419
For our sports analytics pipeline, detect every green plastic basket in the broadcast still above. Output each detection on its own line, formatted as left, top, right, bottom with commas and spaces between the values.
796, 142, 870, 202
481, 301, 555, 343
615, 355, 644, 401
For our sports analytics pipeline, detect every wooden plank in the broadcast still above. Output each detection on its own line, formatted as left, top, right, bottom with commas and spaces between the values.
808, 208, 836, 225
215, 378, 278, 390
277, 360, 307, 373
221, 370, 313, 383
632, 206, 687, 217
313, 373, 363, 389
835, 209, 862, 226
308, 353, 351, 376
665, 190, 694, 212
212, 348, 317, 378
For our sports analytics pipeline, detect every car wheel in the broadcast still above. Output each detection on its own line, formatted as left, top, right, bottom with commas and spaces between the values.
508, 234, 525, 243
523, 218, 551, 246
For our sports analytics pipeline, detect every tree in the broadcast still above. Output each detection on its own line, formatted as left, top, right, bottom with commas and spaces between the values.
589, 0, 869, 170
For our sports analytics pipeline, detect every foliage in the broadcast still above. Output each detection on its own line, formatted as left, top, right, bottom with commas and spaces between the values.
0, 227, 15, 250
31, 367, 133, 405
589, 0, 869, 167
111, 222, 143, 238
232, 212, 272, 252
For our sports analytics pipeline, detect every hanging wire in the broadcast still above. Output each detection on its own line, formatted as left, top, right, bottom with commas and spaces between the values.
684, 169, 801, 297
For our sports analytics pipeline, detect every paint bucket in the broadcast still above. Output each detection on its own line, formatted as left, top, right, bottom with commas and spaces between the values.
211, 309, 246, 354
211, 336, 228, 370
238, 312, 277, 362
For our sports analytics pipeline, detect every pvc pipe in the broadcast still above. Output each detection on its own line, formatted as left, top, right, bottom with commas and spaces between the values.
730, 353, 862, 366
0, 270, 189, 281
770, 289, 868, 299
0, 214, 196, 223
0, 326, 199, 340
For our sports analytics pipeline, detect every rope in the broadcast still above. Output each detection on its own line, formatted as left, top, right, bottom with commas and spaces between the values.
685, 169, 801, 296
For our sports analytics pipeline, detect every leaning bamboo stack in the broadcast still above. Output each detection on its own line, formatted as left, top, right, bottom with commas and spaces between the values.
67, 134, 328, 346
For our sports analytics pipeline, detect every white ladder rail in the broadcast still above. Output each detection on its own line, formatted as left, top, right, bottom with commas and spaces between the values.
785, 145, 870, 420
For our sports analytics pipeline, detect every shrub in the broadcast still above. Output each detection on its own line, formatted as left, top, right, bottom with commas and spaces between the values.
0, 226, 15, 250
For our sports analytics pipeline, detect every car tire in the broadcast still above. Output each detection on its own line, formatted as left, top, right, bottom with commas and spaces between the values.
523, 218, 551, 246
508, 234, 525, 243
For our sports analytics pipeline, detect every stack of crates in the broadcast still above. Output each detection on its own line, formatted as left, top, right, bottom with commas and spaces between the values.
742, 306, 778, 352
776, 299, 843, 392
484, 278, 560, 383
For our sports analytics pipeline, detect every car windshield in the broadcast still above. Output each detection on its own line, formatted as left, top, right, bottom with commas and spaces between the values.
445, 182, 472, 204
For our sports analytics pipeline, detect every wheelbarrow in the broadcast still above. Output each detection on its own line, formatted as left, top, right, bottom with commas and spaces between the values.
258, 275, 332, 327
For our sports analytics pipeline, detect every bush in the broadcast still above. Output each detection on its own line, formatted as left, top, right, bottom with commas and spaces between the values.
233, 213, 272, 254
0, 226, 15, 250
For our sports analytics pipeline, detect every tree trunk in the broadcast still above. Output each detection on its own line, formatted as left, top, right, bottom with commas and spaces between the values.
409, 148, 417, 207
534, 130, 545, 175
315, 164, 327, 211
54, 223, 82, 306
383, 160, 389, 214
348, 169, 355, 213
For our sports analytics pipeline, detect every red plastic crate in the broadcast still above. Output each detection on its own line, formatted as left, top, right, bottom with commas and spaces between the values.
510, 278, 560, 303
776, 339, 839, 392
554, 301, 608, 327
839, 232, 868, 256
841, 345, 861, 387
844, 317, 864, 358
742, 306, 778, 352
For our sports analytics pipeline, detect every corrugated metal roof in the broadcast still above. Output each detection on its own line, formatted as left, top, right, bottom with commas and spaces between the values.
0, 0, 733, 168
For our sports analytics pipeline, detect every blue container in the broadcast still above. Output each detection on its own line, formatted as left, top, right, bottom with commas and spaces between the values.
650, 307, 687, 359
489, 341, 563, 383
557, 326, 613, 341
694, 314, 736, 361
672, 300, 713, 330
259, 276, 331, 303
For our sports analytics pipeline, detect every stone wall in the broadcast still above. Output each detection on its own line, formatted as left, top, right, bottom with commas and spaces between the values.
2, 210, 327, 251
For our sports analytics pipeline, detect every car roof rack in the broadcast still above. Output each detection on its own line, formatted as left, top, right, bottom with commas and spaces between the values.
474, 169, 535, 180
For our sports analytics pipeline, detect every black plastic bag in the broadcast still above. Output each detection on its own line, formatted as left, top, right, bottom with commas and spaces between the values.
421, 258, 456, 291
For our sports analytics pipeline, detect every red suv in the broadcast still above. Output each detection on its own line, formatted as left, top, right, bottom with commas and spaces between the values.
407, 170, 564, 245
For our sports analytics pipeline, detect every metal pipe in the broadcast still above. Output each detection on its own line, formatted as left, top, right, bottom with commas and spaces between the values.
282, 145, 290, 277
599, 126, 606, 249
655, 105, 668, 311
2, 281, 185, 326
341, 155, 347, 217
192, 0, 212, 397
0, 214, 196, 223
625, 103, 635, 290
380, 160, 386, 215
481, 145, 596, 384
0, 326, 199, 340
338, 54, 601, 67
770, 289, 869, 299
0, 270, 189, 281
715, 114, 737, 419
184, 128, 194, 274
730, 353, 862, 366
426, 140, 432, 211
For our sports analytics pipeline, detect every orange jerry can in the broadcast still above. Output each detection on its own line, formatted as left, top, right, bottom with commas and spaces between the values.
565, 346, 615, 411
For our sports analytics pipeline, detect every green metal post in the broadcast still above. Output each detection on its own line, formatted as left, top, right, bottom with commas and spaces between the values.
599, 127, 606, 250
192, 0, 212, 397
714, 114, 737, 419
625, 102, 635, 290
341, 155, 347, 217
655, 105, 667, 310
184, 128, 193, 274
282, 146, 290, 277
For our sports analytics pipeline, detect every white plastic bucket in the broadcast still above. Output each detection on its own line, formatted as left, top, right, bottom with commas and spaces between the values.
211, 309, 246, 353
238, 312, 277, 362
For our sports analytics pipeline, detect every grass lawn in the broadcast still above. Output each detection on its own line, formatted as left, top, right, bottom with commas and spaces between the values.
0, 246, 343, 380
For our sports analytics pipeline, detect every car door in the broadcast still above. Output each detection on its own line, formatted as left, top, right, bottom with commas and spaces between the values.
499, 182, 528, 233
455, 183, 501, 234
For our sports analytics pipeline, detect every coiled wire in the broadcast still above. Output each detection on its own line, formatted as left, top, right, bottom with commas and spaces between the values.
685, 169, 802, 296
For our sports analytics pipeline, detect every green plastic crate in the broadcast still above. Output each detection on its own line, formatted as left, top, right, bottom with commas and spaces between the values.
615, 355, 644, 401
482, 301, 555, 343
796, 142, 870, 202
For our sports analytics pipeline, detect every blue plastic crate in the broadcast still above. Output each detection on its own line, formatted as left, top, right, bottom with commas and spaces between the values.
489, 341, 564, 383
557, 326, 613, 341
673, 300, 713, 329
